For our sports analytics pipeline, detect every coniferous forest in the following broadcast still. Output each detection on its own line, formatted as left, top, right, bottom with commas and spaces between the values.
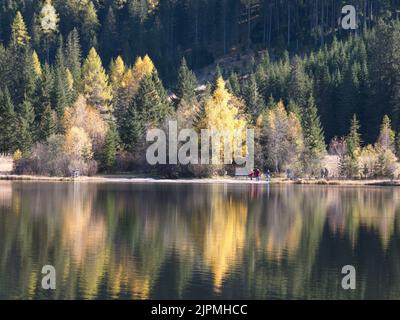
2, 0, 400, 178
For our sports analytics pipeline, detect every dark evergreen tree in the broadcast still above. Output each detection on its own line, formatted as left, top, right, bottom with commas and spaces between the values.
0, 88, 17, 154
242, 73, 265, 121
176, 57, 197, 104
16, 98, 35, 153
302, 95, 326, 173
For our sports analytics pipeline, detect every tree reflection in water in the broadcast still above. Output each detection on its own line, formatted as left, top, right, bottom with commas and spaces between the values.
0, 182, 399, 299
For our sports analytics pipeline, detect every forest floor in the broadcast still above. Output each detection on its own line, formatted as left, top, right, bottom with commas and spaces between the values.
0, 174, 399, 187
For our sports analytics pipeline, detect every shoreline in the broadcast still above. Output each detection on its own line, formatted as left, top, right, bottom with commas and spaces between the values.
0, 174, 399, 187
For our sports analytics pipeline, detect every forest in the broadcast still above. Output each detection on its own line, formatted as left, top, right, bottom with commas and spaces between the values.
2, 0, 400, 178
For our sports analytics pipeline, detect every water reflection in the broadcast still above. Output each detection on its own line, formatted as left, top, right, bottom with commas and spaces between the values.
0, 181, 400, 299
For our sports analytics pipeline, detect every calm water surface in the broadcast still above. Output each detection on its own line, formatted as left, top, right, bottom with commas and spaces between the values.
0, 181, 399, 299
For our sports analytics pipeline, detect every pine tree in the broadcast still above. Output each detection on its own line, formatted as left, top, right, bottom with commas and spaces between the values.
346, 114, 362, 158
54, 36, 71, 123
101, 6, 118, 63
302, 95, 326, 173
16, 99, 35, 153
242, 73, 265, 122
102, 123, 119, 170
0, 88, 17, 154
10, 11, 30, 48
340, 114, 362, 178
212, 65, 223, 91
377, 115, 395, 151
81, 1, 99, 50
65, 28, 82, 89
227, 72, 241, 96
82, 47, 113, 114
35, 63, 54, 123
151, 69, 173, 120
288, 56, 312, 108
38, 104, 56, 142
134, 72, 170, 126
176, 57, 197, 103
121, 105, 144, 151
54, 70, 69, 124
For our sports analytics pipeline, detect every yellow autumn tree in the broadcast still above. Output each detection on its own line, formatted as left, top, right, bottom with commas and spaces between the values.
63, 96, 108, 153
133, 54, 154, 80
11, 11, 30, 47
109, 56, 126, 90
114, 54, 155, 107
64, 126, 93, 160
32, 51, 42, 76
82, 47, 113, 114
198, 77, 248, 164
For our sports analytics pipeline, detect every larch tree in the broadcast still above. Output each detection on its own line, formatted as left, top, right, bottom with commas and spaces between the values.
82, 47, 113, 115
32, 51, 42, 77
110, 56, 126, 91
197, 77, 248, 165
10, 11, 30, 48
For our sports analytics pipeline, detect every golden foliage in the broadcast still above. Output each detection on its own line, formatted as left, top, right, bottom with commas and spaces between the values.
63, 96, 108, 151
199, 77, 248, 161
82, 48, 113, 113
11, 11, 30, 47
32, 51, 42, 77
110, 56, 126, 89
203, 194, 247, 292
133, 54, 154, 80
64, 126, 93, 159
13, 149, 22, 162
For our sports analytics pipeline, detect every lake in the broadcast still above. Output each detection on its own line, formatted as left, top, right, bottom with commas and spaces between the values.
0, 181, 399, 299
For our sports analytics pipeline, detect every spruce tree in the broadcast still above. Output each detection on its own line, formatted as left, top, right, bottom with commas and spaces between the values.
288, 56, 312, 108
135, 73, 168, 126
242, 73, 265, 121
17, 98, 35, 153
346, 114, 362, 158
176, 57, 197, 103
0, 88, 17, 154
302, 95, 326, 173
227, 72, 241, 96
102, 123, 119, 170
212, 65, 223, 91
38, 104, 55, 142
65, 28, 82, 89
81, 1, 99, 50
